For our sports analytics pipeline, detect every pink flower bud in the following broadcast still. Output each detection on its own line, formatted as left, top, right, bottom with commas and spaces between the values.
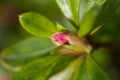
51, 32, 69, 45
51, 32, 92, 54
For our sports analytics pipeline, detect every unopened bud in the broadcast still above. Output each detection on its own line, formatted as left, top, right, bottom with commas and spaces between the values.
51, 32, 92, 54
51, 32, 69, 45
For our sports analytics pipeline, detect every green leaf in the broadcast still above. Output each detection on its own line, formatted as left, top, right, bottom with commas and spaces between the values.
56, 0, 73, 20
94, 0, 119, 27
72, 55, 110, 80
56, 23, 67, 31
19, 12, 58, 38
92, 48, 111, 68
58, 17, 78, 33
0, 37, 55, 71
48, 57, 82, 80
12, 54, 77, 80
95, 0, 106, 6
49, 55, 110, 80
90, 25, 102, 35
78, 7, 100, 37
69, 0, 80, 25
56, 0, 98, 26
91, 15, 120, 43
91, 0, 120, 43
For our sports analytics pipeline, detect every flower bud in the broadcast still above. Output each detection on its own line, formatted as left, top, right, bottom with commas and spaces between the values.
51, 31, 92, 54
51, 32, 69, 45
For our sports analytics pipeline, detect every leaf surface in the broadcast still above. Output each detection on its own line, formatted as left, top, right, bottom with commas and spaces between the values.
19, 12, 58, 38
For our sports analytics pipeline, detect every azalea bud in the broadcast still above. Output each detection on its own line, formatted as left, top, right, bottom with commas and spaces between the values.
51, 32, 69, 45
51, 31, 92, 54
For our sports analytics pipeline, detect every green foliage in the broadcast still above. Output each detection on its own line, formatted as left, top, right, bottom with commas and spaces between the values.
19, 12, 58, 38
78, 7, 100, 37
56, 0, 102, 26
1, 0, 119, 80
91, 0, 120, 43
92, 48, 111, 67
1, 37, 55, 71
13, 55, 110, 80
12, 54, 77, 80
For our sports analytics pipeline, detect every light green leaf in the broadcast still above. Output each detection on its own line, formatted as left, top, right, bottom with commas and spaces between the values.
95, 0, 106, 6
19, 12, 58, 38
78, 7, 100, 37
0, 37, 55, 71
56, 23, 67, 31
12, 54, 77, 80
69, 0, 80, 25
56, 0, 98, 26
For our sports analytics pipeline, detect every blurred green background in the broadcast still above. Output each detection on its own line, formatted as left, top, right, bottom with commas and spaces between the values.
0, 0, 120, 80
0, 0, 62, 80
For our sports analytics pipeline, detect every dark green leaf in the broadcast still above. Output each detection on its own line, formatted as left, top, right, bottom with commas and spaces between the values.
12, 54, 77, 80
0, 37, 55, 71
49, 55, 110, 80
91, 0, 120, 43
94, 0, 119, 27
92, 48, 111, 68
19, 12, 58, 38
91, 14, 120, 43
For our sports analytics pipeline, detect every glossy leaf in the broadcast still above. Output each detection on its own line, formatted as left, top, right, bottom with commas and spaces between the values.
56, 0, 97, 26
0, 37, 55, 71
78, 7, 100, 37
56, 0, 73, 21
19, 12, 58, 38
13, 54, 77, 80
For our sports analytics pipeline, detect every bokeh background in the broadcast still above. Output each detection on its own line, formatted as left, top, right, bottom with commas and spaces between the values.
0, 0, 62, 80
0, 0, 120, 80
